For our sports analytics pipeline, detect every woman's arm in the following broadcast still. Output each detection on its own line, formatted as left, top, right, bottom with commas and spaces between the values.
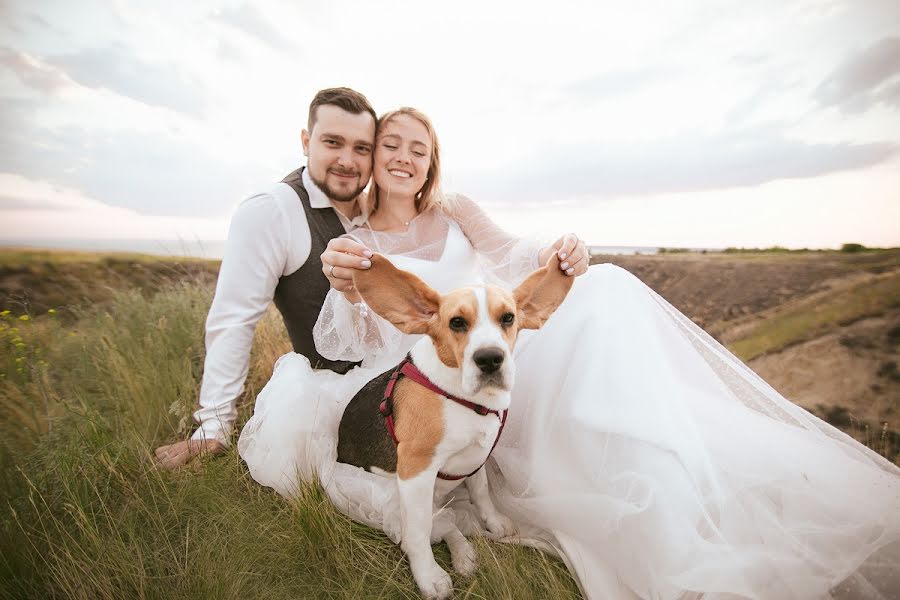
313, 286, 408, 363
446, 194, 589, 282
314, 236, 406, 363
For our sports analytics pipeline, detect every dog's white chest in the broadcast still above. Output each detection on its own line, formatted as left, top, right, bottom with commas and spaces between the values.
437, 401, 504, 477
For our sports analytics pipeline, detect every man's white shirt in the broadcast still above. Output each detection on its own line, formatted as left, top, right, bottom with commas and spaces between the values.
191, 169, 364, 445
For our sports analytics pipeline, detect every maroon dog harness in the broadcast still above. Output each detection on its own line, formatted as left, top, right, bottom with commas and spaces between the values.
379, 355, 508, 481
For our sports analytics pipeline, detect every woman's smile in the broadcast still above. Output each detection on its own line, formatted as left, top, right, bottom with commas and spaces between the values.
374, 114, 431, 198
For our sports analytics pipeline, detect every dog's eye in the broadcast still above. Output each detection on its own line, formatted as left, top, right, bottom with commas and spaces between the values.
449, 316, 468, 332
500, 312, 515, 327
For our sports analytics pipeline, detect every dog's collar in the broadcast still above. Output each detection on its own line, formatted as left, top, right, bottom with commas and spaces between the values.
379, 355, 508, 481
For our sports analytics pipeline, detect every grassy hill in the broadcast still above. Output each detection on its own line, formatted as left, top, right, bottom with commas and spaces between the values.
1, 247, 898, 598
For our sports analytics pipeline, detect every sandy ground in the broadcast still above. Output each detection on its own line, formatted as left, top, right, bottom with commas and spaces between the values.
750, 314, 899, 422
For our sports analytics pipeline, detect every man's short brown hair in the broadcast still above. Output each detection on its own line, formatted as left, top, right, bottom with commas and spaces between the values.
308, 87, 376, 132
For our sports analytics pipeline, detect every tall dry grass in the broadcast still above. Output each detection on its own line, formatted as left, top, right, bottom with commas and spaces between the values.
0, 281, 579, 600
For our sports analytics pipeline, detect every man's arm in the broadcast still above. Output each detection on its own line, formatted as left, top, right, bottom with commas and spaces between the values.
156, 192, 294, 468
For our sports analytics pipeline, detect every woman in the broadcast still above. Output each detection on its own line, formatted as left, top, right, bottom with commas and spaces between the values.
239, 108, 900, 599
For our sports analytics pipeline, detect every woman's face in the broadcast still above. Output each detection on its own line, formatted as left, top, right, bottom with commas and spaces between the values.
373, 114, 431, 201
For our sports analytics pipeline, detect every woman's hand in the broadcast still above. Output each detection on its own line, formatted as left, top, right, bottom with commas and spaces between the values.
321, 237, 373, 303
540, 233, 590, 277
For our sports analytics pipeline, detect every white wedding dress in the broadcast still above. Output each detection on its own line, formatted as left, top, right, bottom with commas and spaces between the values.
238, 198, 900, 600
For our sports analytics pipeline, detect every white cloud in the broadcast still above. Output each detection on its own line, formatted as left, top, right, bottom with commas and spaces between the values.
814, 36, 900, 113
0, 172, 228, 240
47, 43, 208, 116
211, 3, 298, 53
489, 158, 900, 249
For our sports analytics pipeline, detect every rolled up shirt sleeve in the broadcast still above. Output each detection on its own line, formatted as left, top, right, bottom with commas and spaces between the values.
191, 193, 293, 445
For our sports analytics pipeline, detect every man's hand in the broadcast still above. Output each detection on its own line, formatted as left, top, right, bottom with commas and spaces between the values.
540, 233, 589, 277
321, 237, 373, 302
154, 439, 225, 469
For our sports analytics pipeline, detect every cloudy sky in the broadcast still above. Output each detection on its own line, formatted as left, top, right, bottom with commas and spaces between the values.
1, 0, 899, 251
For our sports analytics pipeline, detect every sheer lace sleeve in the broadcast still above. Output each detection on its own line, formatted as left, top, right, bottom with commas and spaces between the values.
444, 193, 546, 287
313, 287, 407, 365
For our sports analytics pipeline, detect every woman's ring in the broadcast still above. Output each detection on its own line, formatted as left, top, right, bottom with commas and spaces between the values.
329, 264, 336, 277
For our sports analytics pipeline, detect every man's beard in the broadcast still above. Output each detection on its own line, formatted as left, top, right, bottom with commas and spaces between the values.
310, 168, 366, 202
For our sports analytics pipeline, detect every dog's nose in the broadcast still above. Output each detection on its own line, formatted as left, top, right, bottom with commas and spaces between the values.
473, 347, 505, 374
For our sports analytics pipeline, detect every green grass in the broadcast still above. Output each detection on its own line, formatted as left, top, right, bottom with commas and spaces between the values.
0, 283, 580, 600
729, 273, 900, 361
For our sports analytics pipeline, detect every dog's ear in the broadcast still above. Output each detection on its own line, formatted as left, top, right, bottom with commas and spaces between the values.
352, 254, 441, 335
513, 254, 575, 330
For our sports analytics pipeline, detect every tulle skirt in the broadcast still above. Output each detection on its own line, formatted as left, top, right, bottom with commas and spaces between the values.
238, 264, 900, 599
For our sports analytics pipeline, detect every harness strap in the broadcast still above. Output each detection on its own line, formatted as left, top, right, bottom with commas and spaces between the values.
378, 355, 507, 480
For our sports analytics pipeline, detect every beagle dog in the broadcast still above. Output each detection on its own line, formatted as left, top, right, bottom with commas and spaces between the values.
337, 254, 573, 599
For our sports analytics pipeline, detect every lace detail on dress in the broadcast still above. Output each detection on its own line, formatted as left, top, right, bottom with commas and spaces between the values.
313, 289, 410, 365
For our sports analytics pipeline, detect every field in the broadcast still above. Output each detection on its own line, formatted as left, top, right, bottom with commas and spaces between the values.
1, 247, 898, 599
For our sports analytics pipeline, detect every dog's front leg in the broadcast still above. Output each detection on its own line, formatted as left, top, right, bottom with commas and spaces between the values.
398, 469, 453, 599
465, 466, 516, 539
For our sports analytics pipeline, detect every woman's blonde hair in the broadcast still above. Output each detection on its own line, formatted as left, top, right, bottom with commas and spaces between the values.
369, 107, 444, 215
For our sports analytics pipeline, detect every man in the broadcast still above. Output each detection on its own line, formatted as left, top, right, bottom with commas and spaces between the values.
155, 87, 377, 468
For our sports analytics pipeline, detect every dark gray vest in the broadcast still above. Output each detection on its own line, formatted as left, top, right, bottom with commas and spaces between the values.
273, 168, 359, 374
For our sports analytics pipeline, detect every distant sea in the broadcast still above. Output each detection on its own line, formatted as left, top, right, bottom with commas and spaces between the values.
0, 239, 672, 259
589, 246, 661, 256
0, 239, 228, 260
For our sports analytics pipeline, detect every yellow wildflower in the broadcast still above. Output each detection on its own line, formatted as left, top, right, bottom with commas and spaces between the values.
0, 310, 9, 316
48, 309, 57, 315
18, 315, 29, 321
